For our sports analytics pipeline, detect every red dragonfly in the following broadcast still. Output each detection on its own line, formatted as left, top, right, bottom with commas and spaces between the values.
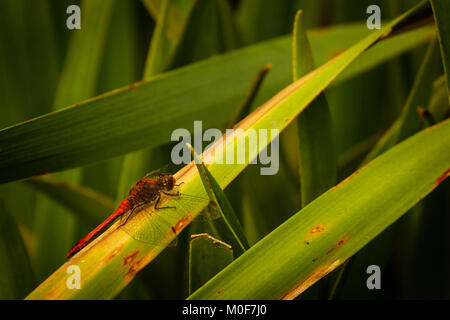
67, 170, 198, 258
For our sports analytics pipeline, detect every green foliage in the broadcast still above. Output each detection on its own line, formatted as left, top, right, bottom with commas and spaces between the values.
0, 0, 448, 300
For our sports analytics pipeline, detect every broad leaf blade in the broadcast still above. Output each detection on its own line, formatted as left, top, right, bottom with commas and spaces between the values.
188, 119, 450, 300
0, 23, 435, 184
26, 1, 433, 299
293, 10, 337, 207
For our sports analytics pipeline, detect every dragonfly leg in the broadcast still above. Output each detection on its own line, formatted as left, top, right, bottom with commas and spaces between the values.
155, 194, 176, 210
162, 191, 180, 197
119, 201, 149, 228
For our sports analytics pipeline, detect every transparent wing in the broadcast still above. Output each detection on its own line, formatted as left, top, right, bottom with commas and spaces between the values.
142, 163, 183, 179
118, 192, 211, 247
119, 202, 181, 247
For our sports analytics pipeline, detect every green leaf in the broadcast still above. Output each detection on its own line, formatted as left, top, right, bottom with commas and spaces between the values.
141, 0, 196, 43
431, 0, 450, 104
188, 233, 233, 295
53, 0, 115, 108
33, 0, 115, 282
189, 144, 249, 256
293, 10, 337, 207
0, 205, 34, 299
188, 118, 450, 300
0, 23, 434, 184
143, 0, 196, 78
329, 38, 441, 299
25, 1, 433, 299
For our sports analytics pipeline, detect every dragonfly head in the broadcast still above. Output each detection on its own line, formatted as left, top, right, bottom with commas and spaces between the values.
158, 173, 175, 191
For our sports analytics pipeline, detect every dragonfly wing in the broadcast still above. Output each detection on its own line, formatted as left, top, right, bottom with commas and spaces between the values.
119, 203, 179, 247
142, 163, 184, 179
119, 191, 212, 246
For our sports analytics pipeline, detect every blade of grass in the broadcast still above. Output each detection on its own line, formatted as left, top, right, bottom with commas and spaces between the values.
362, 38, 440, 164
117, 0, 196, 201
0, 23, 434, 184
189, 144, 249, 257
431, 0, 450, 103
32, 0, 115, 281
26, 1, 433, 298
293, 10, 337, 207
217, 0, 237, 51
188, 118, 450, 300
188, 233, 233, 295
143, 0, 171, 78
0, 0, 59, 248
143, 0, 196, 78
116, 0, 199, 299
225, 64, 275, 250
81, 0, 140, 200
53, 0, 115, 108
329, 38, 441, 298
226, 64, 272, 128
141, 0, 196, 43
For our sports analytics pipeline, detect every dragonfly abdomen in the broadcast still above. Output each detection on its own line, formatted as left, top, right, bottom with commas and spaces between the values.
66, 198, 131, 258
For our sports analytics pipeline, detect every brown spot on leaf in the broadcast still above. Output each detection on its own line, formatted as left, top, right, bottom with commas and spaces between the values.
326, 236, 349, 255
123, 250, 140, 266
105, 243, 125, 263
173, 215, 192, 233
126, 257, 145, 281
216, 288, 224, 295
309, 225, 325, 234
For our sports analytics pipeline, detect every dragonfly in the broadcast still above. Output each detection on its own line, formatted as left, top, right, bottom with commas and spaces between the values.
66, 167, 211, 258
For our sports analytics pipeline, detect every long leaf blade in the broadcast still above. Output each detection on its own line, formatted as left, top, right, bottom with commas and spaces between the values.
25, 2, 432, 298
0, 23, 435, 184
188, 119, 450, 300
